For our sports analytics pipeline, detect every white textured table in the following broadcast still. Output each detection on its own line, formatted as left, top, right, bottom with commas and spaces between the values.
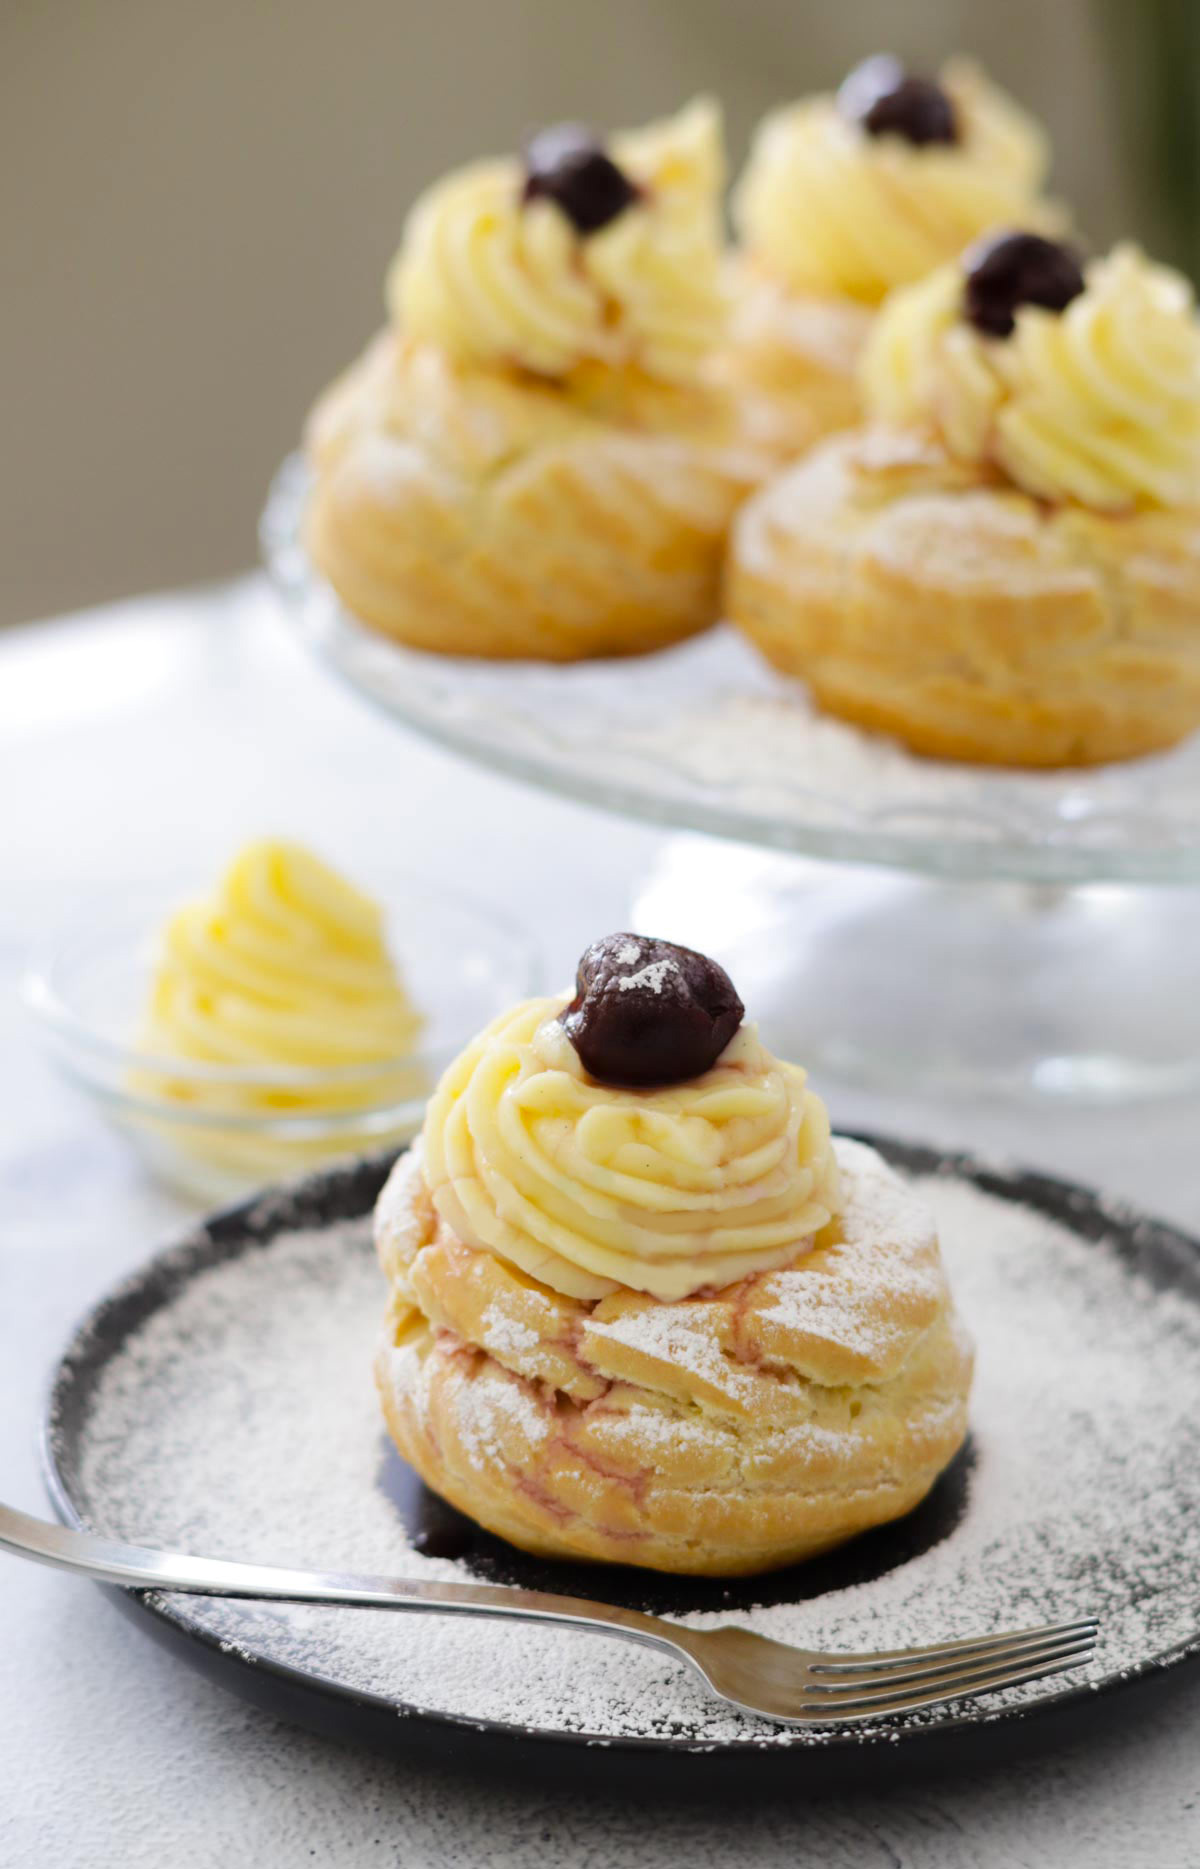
2, 579, 1198, 1867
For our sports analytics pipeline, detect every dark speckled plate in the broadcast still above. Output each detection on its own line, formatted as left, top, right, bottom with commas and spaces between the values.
43, 1136, 1200, 1795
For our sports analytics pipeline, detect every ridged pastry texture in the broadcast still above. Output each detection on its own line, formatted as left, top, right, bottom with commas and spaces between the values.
727, 427, 1200, 766
375, 1136, 973, 1575
716, 263, 874, 456
305, 333, 777, 660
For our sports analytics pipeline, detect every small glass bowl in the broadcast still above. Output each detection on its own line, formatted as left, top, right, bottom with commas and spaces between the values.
24, 874, 541, 1203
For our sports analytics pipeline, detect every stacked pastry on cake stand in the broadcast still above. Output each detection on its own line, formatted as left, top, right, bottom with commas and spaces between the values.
265, 63, 1200, 1101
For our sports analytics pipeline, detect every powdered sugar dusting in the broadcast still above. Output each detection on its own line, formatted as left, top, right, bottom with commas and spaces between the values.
481, 1304, 540, 1358
615, 959, 678, 996
62, 1170, 1200, 1748
756, 1137, 944, 1368
430, 1345, 550, 1471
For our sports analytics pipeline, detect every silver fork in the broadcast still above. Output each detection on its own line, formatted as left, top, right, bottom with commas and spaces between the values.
1, 1501, 1098, 1726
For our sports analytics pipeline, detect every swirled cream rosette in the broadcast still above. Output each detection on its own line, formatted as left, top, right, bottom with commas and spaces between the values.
727, 240, 1200, 766
720, 58, 1063, 454
304, 102, 785, 660
391, 98, 728, 386
864, 242, 1200, 510
421, 997, 840, 1302
131, 841, 426, 1184
373, 962, 973, 1575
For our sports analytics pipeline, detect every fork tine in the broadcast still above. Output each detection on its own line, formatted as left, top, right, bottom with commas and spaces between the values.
800, 1639, 1097, 1719
809, 1617, 1098, 1672
808, 1623, 1099, 1687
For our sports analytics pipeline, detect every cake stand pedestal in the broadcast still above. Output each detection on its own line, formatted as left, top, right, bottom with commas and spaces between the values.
633, 838, 1200, 1102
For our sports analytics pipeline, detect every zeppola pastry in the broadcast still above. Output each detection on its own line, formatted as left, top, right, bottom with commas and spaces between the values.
375, 934, 972, 1575
305, 102, 781, 661
724, 56, 1061, 453
727, 236, 1200, 767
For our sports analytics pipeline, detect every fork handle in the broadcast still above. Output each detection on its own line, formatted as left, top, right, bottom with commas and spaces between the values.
0, 1500, 679, 1655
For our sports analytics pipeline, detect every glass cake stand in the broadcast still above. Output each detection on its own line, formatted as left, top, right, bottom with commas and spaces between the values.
263, 457, 1200, 1101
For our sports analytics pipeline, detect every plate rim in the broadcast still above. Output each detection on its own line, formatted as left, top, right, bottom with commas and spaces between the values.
42, 1136, 1200, 1775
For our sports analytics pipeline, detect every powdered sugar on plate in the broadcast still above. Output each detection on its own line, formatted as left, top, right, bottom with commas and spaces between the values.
55, 1164, 1200, 1749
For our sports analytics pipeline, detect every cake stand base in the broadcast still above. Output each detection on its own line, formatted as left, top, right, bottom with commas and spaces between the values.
632, 838, 1200, 1103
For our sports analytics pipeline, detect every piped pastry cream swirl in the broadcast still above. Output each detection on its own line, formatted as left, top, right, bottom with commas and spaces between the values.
142, 840, 422, 1092
389, 98, 728, 384
864, 243, 1200, 509
421, 996, 840, 1303
733, 59, 1054, 304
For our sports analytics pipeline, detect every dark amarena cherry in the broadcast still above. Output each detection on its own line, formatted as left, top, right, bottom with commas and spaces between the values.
560, 934, 745, 1089
522, 124, 640, 234
963, 231, 1086, 338
837, 54, 958, 147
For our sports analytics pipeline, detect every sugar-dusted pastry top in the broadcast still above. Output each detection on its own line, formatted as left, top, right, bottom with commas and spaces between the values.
420, 940, 840, 1303
733, 57, 1054, 304
863, 239, 1200, 510
306, 325, 773, 488
142, 839, 422, 1077
380, 1133, 949, 1396
389, 98, 728, 384
377, 931, 970, 1575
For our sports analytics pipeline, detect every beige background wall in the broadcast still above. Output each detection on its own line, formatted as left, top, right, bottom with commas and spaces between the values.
2, 0, 1137, 627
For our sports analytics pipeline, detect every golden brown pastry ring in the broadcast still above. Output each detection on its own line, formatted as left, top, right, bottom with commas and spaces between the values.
375, 1135, 972, 1576
727, 427, 1200, 767
305, 334, 773, 663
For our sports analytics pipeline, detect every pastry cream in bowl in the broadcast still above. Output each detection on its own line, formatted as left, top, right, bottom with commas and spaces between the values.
24, 841, 539, 1201
142, 840, 424, 1098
